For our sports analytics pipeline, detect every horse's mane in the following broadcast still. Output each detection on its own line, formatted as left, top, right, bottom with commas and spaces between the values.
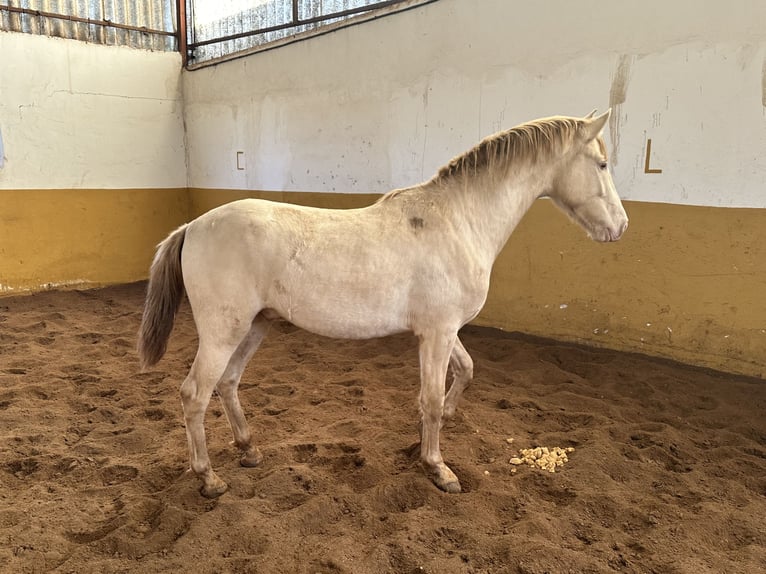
432, 116, 582, 184
376, 116, 584, 204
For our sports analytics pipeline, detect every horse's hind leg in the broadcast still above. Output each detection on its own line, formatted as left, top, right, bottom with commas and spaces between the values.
418, 329, 461, 493
180, 308, 259, 498
180, 341, 240, 498
443, 337, 474, 419
215, 314, 271, 468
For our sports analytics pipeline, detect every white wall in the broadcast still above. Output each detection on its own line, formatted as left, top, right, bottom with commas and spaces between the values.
0, 32, 186, 190
184, 0, 766, 208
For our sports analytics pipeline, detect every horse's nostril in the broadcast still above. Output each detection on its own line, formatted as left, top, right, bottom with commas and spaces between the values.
609, 220, 628, 242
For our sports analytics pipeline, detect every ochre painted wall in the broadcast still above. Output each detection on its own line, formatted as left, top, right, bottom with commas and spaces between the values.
478, 200, 766, 378
3, 188, 762, 378
189, 189, 766, 378
0, 189, 189, 294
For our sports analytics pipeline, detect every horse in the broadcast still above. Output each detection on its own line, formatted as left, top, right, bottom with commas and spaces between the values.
138, 109, 628, 498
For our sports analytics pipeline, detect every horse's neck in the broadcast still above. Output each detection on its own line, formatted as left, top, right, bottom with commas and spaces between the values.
437, 167, 546, 264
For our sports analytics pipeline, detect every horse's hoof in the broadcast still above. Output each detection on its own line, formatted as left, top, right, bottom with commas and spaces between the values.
424, 462, 462, 494
240, 448, 263, 468
200, 479, 228, 499
438, 479, 462, 493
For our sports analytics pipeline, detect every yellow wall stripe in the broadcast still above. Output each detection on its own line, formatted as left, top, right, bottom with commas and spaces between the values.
2, 187, 763, 377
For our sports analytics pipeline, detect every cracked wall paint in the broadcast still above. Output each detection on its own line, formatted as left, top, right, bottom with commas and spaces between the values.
185, 1, 766, 208
608, 55, 632, 166
0, 32, 184, 190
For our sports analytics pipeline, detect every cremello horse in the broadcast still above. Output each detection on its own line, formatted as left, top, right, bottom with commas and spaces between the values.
138, 110, 627, 498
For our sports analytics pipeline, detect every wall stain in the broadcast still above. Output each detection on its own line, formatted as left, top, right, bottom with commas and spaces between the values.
608, 55, 633, 165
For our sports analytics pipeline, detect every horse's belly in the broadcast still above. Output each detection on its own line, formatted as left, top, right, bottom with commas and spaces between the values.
291, 314, 408, 340
267, 282, 411, 340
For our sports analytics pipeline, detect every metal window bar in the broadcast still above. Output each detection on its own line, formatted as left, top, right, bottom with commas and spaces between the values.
0, 1, 177, 52
186, 0, 435, 68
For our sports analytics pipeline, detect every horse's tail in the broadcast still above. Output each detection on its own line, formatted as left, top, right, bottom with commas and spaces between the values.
137, 224, 188, 370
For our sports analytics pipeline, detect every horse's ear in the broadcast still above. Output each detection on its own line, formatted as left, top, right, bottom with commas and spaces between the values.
585, 109, 598, 119
581, 108, 611, 141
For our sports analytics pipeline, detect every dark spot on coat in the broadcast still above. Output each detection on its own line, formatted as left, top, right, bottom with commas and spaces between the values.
409, 217, 425, 229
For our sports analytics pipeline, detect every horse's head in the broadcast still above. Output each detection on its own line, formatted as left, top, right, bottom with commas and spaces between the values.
548, 109, 628, 242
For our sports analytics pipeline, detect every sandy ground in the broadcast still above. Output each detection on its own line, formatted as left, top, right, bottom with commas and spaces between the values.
0, 282, 764, 574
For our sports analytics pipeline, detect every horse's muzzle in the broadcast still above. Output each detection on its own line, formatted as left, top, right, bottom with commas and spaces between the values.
608, 219, 629, 242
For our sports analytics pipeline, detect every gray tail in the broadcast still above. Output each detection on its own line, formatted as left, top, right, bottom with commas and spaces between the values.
137, 224, 188, 369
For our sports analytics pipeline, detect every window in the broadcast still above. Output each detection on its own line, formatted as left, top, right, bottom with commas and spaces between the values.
0, 1, 177, 51
185, 0, 435, 68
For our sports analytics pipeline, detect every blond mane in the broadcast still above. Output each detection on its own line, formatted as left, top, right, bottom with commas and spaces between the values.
432, 116, 583, 184
376, 116, 590, 205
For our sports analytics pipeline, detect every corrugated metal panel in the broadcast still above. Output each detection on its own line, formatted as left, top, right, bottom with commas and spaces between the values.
188, 0, 433, 66
0, 0, 177, 51
297, 0, 381, 20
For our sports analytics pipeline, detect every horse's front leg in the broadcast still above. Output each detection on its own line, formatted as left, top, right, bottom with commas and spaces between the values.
443, 336, 474, 419
418, 330, 461, 493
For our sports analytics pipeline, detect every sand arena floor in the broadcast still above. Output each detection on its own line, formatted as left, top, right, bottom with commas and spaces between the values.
0, 283, 764, 573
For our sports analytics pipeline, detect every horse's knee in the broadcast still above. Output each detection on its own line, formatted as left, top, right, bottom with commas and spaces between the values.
419, 394, 444, 423
442, 400, 458, 420
215, 375, 237, 399
180, 374, 214, 411
457, 356, 474, 382
180, 375, 198, 402
180, 385, 201, 412
444, 361, 473, 415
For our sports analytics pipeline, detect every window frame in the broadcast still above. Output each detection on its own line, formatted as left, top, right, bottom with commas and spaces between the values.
183, 0, 438, 70
0, 1, 177, 52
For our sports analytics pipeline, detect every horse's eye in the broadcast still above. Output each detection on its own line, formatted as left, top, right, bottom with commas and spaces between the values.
598, 161, 608, 171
